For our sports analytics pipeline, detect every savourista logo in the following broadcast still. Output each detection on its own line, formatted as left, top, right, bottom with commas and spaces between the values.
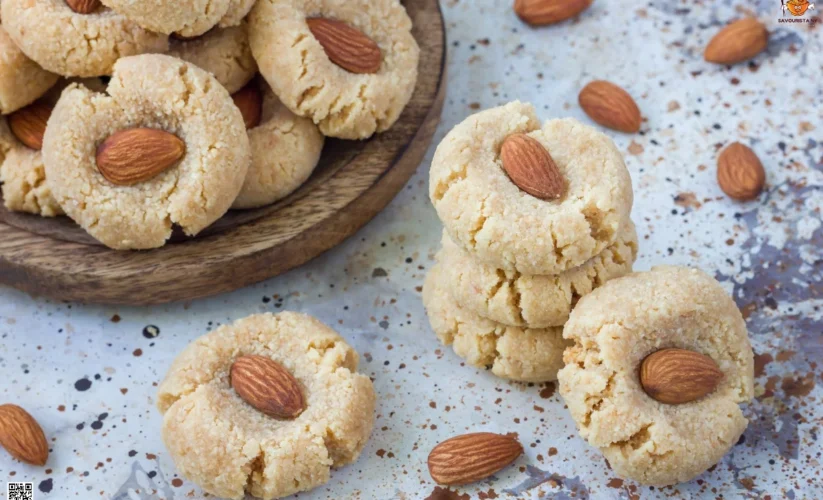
779, 0, 818, 22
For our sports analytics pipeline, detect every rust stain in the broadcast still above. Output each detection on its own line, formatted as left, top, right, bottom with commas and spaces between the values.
674, 192, 702, 210
781, 373, 815, 397
628, 141, 644, 155
478, 489, 498, 499
667, 100, 681, 112
776, 350, 796, 362
171, 478, 183, 487
425, 487, 470, 500
607, 478, 624, 488
539, 382, 556, 399
753, 352, 773, 377
548, 447, 558, 456
740, 477, 755, 490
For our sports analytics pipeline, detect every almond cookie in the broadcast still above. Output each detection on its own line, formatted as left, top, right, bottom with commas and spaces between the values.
100, 0, 231, 37
167, 25, 257, 95
0, 23, 58, 114
232, 80, 324, 209
43, 55, 250, 250
157, 312, 376, 500
430, 102, 634, 275
218, 0, 258, 28
248, 0, 420, 139
558, 266, 755, 486
441, 220, 638, 328
423, 262, 570, 383
1, 0, 168, 77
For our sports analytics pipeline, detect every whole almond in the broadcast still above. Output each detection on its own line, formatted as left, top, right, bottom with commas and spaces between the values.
65, 0, 101, 14
307, 18, 381, 74
230, 355, 305, 419
704, 18, 768, 65
232, 82, 263, 130
640, 348, 724, 405
0, 404, 48, 466
514, 0, 593, 26
428, 432, 523, 486
8, 101, 53, 151
579, 81, 642, 133
501, 134, 566, 200
717, 142, 765, 201
96, 128, 186, 186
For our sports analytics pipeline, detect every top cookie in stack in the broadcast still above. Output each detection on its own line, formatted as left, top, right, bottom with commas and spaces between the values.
423, 101, 637, 382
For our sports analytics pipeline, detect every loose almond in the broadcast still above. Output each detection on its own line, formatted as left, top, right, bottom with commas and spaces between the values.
514, 0, 593, 26
704, 18, 768, 65
0, 404, 49, 466
232, 82, 263, 130
230, 355, 305, 419
640, 348, 724, 405
65, 0, 101, 14
96, 128, 186, 186
501, 134, 566, 200
578, 80, 641, 133
307, 17, 381, 74
428, 432, 522, 486
717, 142, 765, 201
8, 101, 53, 151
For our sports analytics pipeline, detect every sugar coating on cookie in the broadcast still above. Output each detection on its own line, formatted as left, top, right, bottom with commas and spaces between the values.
43, 55, 250, 250
558, 266, 754, 486
167, 25, 257, 95
157, 312, 376, 500
423, 263, 570, 382
233, 82, 324, 209
441, 220, 638, 328
1, 0, 168, 77
248, 0, 420, 139
0, 24, 58, 114
100, 0, 231, 37
430, 102, 634, 275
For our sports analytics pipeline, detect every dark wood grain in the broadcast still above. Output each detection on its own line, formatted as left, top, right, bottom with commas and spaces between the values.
0, 0, 446, 305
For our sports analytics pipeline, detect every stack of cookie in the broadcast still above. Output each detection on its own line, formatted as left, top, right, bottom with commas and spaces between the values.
423, 101, 638, 383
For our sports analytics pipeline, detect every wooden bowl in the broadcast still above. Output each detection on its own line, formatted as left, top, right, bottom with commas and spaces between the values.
0, 0, 446, 305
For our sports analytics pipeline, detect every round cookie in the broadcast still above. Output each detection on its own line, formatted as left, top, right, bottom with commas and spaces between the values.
100, 0, 231, 37
423, 263, 570, 383
42, 55, 250, 250
248, 0, 420, 139
0, 23, 58, 114
441, 220, 638, 328
232, 80, 324, 209
157, 312, 375, 500
557, 266, 754, 486
167, 25, 257, 95
1, 0, 168, 77
430, 102, 634, 275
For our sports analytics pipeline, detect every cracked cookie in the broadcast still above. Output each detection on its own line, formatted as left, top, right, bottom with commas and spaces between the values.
100, 0, 231, 37
248, 0, 420, 139
557, 266, 754, 486
441, 220, 638, 328
0, 23, 58, 115
423, 262, 571, 382
42, 54, 250, 249
1, 0, 168, 77
157, 312, 376, 500
429, 102, 634, 275
168, 24, 257, 95
231, 80, 324, 209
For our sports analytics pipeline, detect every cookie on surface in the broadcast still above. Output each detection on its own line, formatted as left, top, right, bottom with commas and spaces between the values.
0, 23, 58, 115
42, 55, 250, 250
429, 102, 634, 275
100, 0, 231, 37
423, 262, 570, 383
232, 80, 324, 209
441, 220, 638, 328
557, 266, 755, 486
248, 0, 420, 139
157, 312, 376, 500
1, 0, 168, 77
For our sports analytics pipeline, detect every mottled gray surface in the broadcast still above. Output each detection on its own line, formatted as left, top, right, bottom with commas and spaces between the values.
1, 0, 821, 499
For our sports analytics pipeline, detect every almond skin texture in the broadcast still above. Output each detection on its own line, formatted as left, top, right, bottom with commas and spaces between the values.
96, 128, 186, 186
501, 134, 566, 200
0, 404, 49, 466
428, 432, 523, 486
640, 348, 724, 405
704, 18, 768, 65
578, 80, 641, 133
717, 142, 765, 201
230, 355, 305, 419
232, 82, 263, 130
65, 0, 102, 14
307, 17, 381, 74
8, 101, 53, 151
514, 0, 593, 26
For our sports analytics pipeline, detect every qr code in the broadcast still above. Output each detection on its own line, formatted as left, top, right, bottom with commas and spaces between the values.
7, 482, 34, 500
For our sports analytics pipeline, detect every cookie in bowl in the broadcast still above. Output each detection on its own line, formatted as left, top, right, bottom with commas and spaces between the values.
100, 0, 231, 37
0, 23, 58, 115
